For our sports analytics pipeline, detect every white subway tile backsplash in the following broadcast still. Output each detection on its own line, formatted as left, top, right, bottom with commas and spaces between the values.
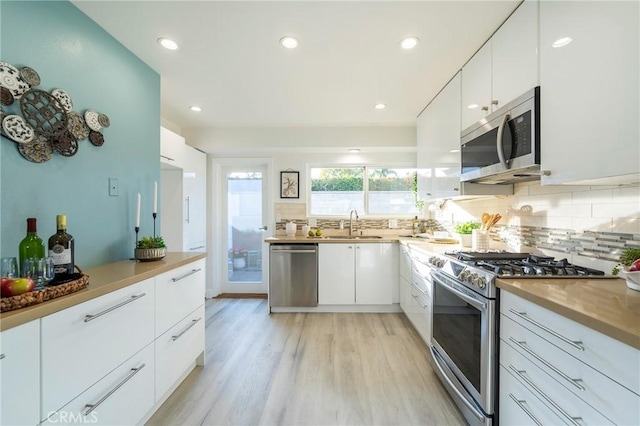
572, 188, 612, 204
528, 184, 588, 196
612, 186, 640, 202
572, 217, 613, 233
593, 202, 640, 218
612, 217, 640, 234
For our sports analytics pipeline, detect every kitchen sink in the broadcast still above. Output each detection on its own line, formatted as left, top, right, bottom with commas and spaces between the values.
322, 235, 384, 239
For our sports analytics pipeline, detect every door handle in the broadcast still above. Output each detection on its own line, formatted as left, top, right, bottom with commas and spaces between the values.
496, 113, 510, 169
258, 225, 268, 231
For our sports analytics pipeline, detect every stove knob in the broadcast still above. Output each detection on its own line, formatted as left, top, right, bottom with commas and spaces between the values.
436, 259, 445, 268
473, 276, 487, 289
428, 256, 437, 266
468, 273, 478, 285
459, 270, 470, 280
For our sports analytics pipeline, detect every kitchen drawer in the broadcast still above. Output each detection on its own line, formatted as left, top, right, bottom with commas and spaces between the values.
156, 304, 205, 400
155, 259, 205, 336
43, 343, 155, 425
41, 278, 154, 416
501, 314, 640, 424
399, 246, 411, 282
410, 283, 431, 344
411, 269, 432, 296
1, 320, 40, 426
499, 362, 613, 426
501, 291, 640, 394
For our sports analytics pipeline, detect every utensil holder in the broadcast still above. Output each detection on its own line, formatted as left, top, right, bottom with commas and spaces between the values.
472, 230, 489, 251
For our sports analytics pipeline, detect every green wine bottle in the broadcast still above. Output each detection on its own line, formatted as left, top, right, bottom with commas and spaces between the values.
19, 218, 45, 276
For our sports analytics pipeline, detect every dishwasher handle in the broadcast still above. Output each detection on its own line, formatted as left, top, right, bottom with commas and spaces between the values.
271, 249, 316, 253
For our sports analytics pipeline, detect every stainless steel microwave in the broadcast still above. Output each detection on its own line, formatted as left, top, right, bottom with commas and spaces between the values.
460, 87, 540, 184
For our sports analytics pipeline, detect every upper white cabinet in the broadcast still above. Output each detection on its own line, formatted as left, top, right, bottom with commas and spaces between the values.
461, 0, 539, 130
539, 0, 640, 185
183, 146, 207, 252
160, 126, 185, 169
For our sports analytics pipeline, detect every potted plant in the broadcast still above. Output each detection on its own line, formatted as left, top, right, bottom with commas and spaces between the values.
135, 236, 167, 261
229, 247, 248, 269
454, 221, 481, 247
612, 247, 640, 291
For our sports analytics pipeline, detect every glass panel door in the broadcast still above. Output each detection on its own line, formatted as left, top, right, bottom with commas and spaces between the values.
222, 166, 267, 293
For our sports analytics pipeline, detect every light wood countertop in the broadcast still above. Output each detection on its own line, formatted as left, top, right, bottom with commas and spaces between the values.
497, 277, 640, 350
0, 252, 206, 332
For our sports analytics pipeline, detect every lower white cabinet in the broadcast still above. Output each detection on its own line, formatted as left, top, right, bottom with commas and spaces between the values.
0, 320, 40, 426
318, 243, 397, 305
42, 344, 155, 426
41, 278, 155, 417
156, 304, 205, 400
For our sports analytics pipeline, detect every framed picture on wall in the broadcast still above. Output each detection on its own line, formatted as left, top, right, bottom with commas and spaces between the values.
280, 171, 299, 198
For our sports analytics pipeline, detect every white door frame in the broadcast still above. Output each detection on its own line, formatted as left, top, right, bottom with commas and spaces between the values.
208, 157, 273, 296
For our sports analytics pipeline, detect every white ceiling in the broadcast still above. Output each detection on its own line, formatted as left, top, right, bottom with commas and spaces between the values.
72, 1, 520, 130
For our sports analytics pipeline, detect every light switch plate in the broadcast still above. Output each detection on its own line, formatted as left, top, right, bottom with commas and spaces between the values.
108, 178, 118, 196
388, 219, 398, 229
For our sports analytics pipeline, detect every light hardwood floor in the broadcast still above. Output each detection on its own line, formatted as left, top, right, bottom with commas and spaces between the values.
147, 298, 465, 426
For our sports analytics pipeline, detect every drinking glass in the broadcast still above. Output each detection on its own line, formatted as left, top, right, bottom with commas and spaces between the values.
1, 257, 19, 278
23, 257, 55, 285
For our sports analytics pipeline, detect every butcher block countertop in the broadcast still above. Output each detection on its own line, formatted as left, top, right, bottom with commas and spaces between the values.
0, 252, 206, 332
497, 277, 640, 350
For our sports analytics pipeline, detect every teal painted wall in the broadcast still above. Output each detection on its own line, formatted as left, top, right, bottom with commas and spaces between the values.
0, 1, 160, 267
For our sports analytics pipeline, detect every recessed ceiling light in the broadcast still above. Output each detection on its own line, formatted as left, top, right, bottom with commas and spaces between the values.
279, 36, 299, 49
552, 37, 573, 48
467, 104, 479, 109
348, 148, 361, 153
189, 106, 202, 112
374, 103, 386, 110
157, 37, 179, 50
449, 149, 460, 153
400, 37, 419, 50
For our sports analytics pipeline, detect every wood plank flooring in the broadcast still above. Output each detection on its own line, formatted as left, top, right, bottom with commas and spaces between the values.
146, 298, 465, 426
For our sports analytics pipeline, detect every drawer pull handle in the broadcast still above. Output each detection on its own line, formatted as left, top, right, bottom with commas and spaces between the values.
508, 338, 585, 392
508, 309, 584, 351
508, 365, 583, 426
83, 363, 146, 416
411, 294, 428, 309
0, 353, 5, 360
508, 394, 542, 426
172, 318, 202, 341
84, 293, 146, 322
171, 268, 202, 282
189, 245, 205, 250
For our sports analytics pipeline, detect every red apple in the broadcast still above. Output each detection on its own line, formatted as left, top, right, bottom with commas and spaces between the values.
629, 259, 640, 272
1, 277, 35, 297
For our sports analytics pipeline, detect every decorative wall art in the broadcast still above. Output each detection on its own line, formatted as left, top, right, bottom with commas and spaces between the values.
280, 171, 299, 198
0, 60, 109, 163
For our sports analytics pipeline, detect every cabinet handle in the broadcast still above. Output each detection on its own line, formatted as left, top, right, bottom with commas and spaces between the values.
83, 364, 146, 416
171, 318, 202, 341
491, 99, 499, 106
508, 338, 585, 392
160, 155, 174, 162
185, 196, 190, 224
496, 113, 510, 169
481, 106, 489, 111
0, 353, 5, 360
84, 293, 146, 323
411, 294, 428, 309
508, 308, 584, 351
171, 268, 202, 282
508, 365, 583, 426
189, 245, 206, 250
508, 394, 542, 426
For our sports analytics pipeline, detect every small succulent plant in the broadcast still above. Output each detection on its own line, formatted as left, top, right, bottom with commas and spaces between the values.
136, 236, 166, 249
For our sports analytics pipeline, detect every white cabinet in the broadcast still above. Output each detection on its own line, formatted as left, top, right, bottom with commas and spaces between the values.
406, 249, 433, 344
0, 320, 40, 426
160, 126, 186, 169
399, 245, 412, 314
318, 243, 397, 305
183, 145, 207, 252
500, 291, 640, 425
539, 0, 640, 185
461, 0, 539, 131
41, 278, 155, 417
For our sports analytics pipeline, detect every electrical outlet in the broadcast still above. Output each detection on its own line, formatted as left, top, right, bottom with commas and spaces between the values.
108, 178, 118, 196
388, 219, 398, 229
308, 218, 317, 227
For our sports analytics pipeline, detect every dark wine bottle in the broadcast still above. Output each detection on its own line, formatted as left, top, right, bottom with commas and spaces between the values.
48, 215, 75, 274
19, 218, 45, 276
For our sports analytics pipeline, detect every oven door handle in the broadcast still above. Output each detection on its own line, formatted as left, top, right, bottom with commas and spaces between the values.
431, 271, 487, 310
430, 345, 487, 422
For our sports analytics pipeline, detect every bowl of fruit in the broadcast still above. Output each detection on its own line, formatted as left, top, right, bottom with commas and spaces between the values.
612, 248, 640, 291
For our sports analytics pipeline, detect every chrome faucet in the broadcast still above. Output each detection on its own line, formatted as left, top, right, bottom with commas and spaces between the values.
349, 210, 359, 236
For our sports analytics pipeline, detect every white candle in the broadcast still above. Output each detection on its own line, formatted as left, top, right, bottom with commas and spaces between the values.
153, 181, 158, 214
136, 193, 141, 228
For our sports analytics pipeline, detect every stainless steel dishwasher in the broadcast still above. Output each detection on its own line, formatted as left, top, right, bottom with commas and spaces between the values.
269, 244, 318, 308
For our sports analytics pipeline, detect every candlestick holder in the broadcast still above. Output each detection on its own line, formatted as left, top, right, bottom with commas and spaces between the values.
152, 212, 157, 239
135, 226, 140, 247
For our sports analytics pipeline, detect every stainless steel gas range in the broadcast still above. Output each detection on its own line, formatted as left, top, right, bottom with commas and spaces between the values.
426, 251, 605, 426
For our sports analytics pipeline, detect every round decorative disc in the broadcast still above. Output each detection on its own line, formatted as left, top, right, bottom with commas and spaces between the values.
98, 113, 110, 128
84, 110, 101, 131
51, 89, 73, 112
18, 135, 53, 163
67, 111, 90, 140
0, 61, 30, 99
89, 130, 104, 146
0, 86, 14, 106
20, 89, 68, 137
52, 131, 79, 156
2, 114, 35, 143
20, 67, 41, 87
